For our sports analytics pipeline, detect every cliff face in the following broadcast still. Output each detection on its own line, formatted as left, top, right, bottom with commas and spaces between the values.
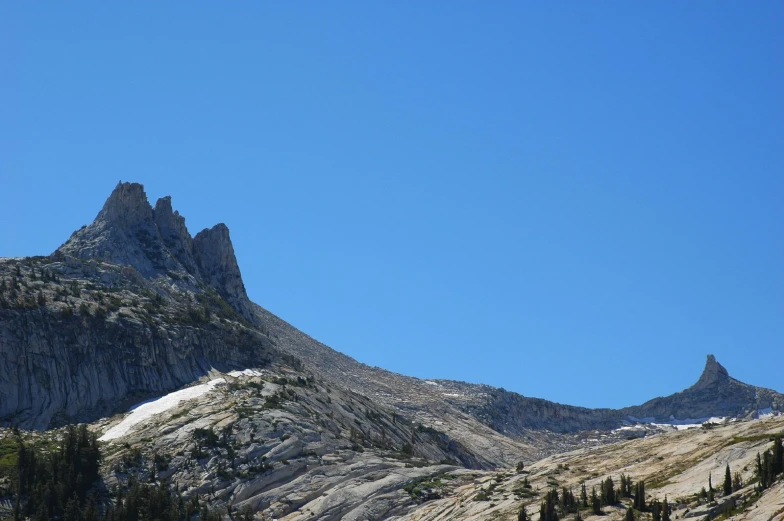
622, 355, 784, 421
3, 182, 783, 443
0, 255, 273, 430
57, 182, 252, 318
431, 355, 784, 437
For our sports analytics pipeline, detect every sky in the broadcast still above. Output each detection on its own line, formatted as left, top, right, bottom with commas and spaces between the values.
2, 3, 782, 409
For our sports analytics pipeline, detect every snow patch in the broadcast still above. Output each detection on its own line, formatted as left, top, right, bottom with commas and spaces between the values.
227, 369, 263, 378
626, 415, 727, 430
758, 407, 777, 419
424, 381, 438, 386
99, 379, 226, 441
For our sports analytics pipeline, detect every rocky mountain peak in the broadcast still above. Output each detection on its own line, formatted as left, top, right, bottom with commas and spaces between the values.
193, 223, 251, 317
56, 182, 251, 316
692, 354, 730, 390
153, 196, 198, 274
97, 181, 154, 226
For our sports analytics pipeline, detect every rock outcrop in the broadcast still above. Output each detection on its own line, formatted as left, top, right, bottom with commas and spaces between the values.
622, 354, 784, 421
57, 181, 251, 318
0, 256, 273, 429
427, 355, 784, 439
153, 195, 198, 275
4, 182, 783, 448
193, 223, 251, 318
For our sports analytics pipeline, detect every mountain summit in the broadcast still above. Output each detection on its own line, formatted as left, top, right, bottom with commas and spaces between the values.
692, 354, 731, 390
2, 183, 782, 443
622, 354, 783, 422
56, 181, 251, 318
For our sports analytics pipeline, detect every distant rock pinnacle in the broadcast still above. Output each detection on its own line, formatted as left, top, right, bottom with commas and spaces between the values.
153, 195, 198, 275
56, 181, 251, 317
692, 354, 730, 391
98, 181, 154, 226
193, 223, 250, 316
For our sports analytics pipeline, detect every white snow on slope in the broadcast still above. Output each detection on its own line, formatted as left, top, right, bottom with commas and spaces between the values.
227, 369, 263, 378
99, 378, 226, 441
758, 407, 778, 419
627, 415, 728, 430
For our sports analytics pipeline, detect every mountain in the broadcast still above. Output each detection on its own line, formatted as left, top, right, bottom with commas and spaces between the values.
2, 182, 782, 438
430, 355, 784, 439
57, 182, 252, 319
0, 182, 532, 468
1, 182, 783, 521
623, 354, 783, 421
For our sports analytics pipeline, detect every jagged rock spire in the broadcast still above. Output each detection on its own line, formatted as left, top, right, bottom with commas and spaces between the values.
153, 196, 198, 275
193, 224, 251, 316
56, 182, 251, 317
97, 181, 154, 225
692, 354, 730, 390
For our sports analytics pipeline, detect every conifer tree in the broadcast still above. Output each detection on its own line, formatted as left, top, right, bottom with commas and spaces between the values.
755, 452, 766, 491
601, 476, 617, 506
732, 472, 742, 492
540, 490, 560, 521
708, 474, 714, 501
591, 488, 602, 515
650, 499, 662, 521
633, 480, 646, 511
625, 506, 635, 521
518, 505, 529, 521
581, 483, 588, 508
662, 496, 670, 521
620, 474, 633, 498
723, 464, 732, 496
774, 436, 784, 476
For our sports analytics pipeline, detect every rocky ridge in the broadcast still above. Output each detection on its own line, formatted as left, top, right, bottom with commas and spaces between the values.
1, 182, 783, 521
424, 356, 784, 440
3, 182, 782, 444
57, 182, 253, 319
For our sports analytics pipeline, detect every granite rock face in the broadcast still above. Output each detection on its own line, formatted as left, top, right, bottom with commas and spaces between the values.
622, 355, 784, 421
0, 257, 273, 429
193, 223, 251, 318
4, 182, 784, 447
57, 182, 251, 318
153, 195, 198, 275
429, 355, 784, 439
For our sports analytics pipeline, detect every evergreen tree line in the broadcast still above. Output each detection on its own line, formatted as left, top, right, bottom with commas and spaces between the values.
6, 426, 237, 521
526, 474, 671, 521
755, 435, 783, 492
13, 425, 101, 521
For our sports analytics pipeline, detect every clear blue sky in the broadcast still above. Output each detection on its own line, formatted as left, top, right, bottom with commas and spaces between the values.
2, 3, 782, 408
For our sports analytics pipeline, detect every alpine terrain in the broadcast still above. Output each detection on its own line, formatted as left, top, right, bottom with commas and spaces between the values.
0, 182, 782, 521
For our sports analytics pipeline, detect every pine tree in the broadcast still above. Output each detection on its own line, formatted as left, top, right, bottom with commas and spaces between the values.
581, 483, 588, 508
732, 472, 742, 492
620, 474, 633, 498
518, 505, 529, 521
541, 488, 559, 521
591, 488, 602, 515
662, 496, 670, 521
633, 480, 646, 511
650, 499, 662, 521
625, 507, 635, 521
708, 474, 714, 502
723, 464, 732, 496
601, 476, 617, 506
773, 436, 784, 476
756, 452, 766, 491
